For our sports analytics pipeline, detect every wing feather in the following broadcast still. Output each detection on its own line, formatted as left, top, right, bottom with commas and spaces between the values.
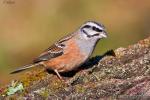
33, 44, 64, 63
33, 33, 75, 63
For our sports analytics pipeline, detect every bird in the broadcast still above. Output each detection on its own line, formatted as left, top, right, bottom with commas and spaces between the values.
10, 21, 108, 80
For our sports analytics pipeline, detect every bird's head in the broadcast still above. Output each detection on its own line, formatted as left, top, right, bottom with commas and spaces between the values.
79, 21, 108, 40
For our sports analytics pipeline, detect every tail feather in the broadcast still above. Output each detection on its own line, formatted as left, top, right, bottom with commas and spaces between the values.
10, 63, 40, 74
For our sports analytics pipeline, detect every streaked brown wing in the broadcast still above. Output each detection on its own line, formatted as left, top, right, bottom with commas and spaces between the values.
33, 44, 64, 63
33, 32, 75, 63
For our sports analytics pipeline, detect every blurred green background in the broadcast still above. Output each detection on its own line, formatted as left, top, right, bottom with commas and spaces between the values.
0, 0, 150, 84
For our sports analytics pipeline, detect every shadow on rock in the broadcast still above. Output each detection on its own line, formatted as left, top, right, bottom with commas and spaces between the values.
46, 49, 115, 78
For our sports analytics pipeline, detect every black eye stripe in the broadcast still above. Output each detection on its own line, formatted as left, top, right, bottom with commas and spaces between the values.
92, 26, 103, 32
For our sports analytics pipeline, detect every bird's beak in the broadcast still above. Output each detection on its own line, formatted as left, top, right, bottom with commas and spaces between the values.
101, 33, 107, 38
100, 31, 107, 38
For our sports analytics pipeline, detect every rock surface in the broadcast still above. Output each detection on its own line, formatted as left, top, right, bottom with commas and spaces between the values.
0, 36, 150, 100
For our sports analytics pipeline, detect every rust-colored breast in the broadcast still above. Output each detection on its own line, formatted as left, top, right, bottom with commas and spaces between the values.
44, 39, 85, 72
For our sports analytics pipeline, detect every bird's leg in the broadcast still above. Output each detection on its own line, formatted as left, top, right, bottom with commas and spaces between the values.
54, 69, 63, 80
40, 63, 62, 79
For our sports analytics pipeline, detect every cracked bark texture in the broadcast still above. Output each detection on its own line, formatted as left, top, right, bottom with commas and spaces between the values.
0, 36, 150, 100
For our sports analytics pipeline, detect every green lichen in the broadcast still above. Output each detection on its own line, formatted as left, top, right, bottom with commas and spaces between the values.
21, 69, 47, 87
75, 85, 86, 93
7, 81, 24, 96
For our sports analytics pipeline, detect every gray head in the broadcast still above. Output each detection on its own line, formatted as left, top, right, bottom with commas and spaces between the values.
78, 21, 107, 40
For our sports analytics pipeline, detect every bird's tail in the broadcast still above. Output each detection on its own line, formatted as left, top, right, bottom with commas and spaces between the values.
10, 63, 40, 74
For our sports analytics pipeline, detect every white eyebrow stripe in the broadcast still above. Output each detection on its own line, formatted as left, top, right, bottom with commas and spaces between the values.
82, 22, 104, 30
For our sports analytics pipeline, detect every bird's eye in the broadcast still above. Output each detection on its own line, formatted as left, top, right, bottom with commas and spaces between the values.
92, 26, 103, 32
